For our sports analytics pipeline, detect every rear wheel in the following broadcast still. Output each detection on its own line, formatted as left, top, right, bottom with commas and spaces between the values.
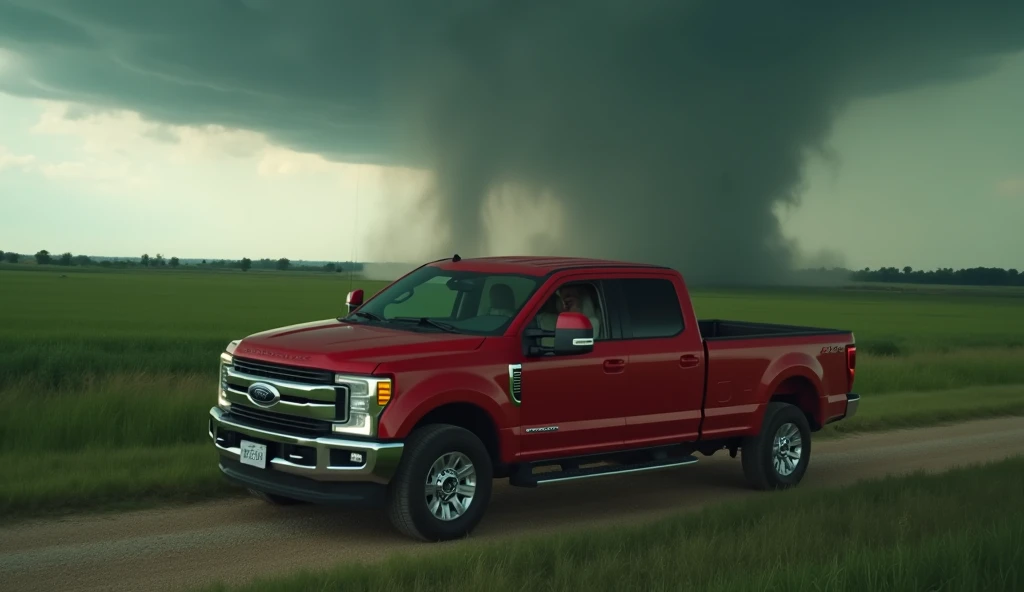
740, 402, 812, 490
387, 424, 493, 542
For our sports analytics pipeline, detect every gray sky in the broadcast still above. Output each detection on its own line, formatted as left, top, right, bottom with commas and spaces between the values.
1, 1, 1022, 274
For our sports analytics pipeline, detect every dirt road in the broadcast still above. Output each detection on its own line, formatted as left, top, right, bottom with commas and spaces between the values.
3, 416, 1024, 592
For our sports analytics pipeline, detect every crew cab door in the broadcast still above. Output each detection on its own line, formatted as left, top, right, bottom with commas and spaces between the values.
605, 275, 706, 445
515, 275, 629, 460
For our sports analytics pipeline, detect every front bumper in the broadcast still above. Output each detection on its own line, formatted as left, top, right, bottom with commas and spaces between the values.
219, 458, 389, 507
208, 407, 404, 485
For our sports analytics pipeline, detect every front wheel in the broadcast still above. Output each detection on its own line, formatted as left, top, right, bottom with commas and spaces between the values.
740, 402, 812, 490
387, 424, 493, 542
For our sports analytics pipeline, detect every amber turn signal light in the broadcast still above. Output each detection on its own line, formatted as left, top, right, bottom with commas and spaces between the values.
377, 380, 392, 406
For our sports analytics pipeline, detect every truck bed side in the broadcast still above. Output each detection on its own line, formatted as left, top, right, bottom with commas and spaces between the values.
698, 319, 851, 341
699, 330, 855, 440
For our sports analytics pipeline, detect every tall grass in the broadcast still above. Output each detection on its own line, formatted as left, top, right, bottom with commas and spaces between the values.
198, 455, 1024, 592
0, 373, 212, 452
0, 445, 232, 519
854, 347, 1024, 394
0, 337, 226, 390
822, 384, 1024, 436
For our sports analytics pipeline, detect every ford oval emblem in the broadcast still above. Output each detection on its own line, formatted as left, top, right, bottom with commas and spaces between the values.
247, 382, 281, 407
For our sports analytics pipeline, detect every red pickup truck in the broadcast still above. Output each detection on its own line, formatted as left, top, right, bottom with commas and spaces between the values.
209, 256, 859, 541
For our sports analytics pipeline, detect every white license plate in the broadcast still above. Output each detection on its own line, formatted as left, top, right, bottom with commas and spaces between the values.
239, 440, 267, 469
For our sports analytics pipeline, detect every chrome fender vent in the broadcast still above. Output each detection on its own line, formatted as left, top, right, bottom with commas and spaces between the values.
508, 363, 522, 405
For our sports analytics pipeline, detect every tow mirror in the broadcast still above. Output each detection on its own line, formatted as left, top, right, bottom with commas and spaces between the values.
553, 312, 594, 355
346, 289, 364, 313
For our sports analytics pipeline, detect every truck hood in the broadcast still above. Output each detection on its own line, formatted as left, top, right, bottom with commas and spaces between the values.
233, 318, 486, 374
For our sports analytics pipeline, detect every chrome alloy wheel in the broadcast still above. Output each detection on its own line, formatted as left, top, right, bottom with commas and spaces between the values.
424, 451, 477, 521
772, 422, 803, 476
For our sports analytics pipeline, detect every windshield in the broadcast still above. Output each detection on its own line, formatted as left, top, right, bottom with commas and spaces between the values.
343, 265, 543, 336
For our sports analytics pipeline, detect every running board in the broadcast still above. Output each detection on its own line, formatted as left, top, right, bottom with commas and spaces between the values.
509, 455, 699, 487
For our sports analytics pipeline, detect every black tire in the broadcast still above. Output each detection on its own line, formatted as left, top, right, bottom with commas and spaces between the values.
387, 424, 493, 542
247, 488, 305, 506
740, 402, 812, 490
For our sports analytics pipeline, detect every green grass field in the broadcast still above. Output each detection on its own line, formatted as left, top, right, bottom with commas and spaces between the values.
196, 455, 1024, 592
2, 266, 1024, 520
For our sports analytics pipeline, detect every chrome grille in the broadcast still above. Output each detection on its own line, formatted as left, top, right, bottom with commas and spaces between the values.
232, 357, 334, 385
224, 359, 348, 425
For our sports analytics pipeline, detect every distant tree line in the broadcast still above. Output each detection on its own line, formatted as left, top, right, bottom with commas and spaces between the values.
196, 257, 364, 273
4, 248, 1017, 287
797, 265, 1023, 287
0, 249, 364, 274
850, 266, 1022, 286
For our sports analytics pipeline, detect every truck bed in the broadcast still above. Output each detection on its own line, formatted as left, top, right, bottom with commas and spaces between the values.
697, 319, 850, 341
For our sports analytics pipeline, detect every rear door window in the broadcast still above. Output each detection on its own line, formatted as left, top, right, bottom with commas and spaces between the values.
618, 278, 685, 338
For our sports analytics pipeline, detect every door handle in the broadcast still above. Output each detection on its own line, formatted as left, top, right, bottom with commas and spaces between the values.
603, 359, 626, 373
679, 354, 700, 368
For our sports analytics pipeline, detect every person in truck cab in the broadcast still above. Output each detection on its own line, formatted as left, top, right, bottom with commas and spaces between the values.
557, 283, 602, 338
529, 282, 603, 342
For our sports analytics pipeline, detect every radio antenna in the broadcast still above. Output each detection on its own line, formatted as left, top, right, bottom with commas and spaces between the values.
348, 167, 361, 295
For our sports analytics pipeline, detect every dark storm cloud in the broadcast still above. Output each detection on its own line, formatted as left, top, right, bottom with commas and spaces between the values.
2, 0, 1023, 283
0, 0, 400, 161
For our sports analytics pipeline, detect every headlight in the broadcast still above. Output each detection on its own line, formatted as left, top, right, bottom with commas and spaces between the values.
218, 350, 233, 410
332, 375, 392, 436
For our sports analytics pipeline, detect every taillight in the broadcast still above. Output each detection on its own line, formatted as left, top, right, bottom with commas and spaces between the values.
846, 345, 856, 391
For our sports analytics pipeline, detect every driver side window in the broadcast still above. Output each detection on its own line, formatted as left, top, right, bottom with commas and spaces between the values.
529, 280, 608, 341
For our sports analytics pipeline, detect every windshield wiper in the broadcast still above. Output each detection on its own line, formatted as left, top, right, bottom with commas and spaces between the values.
346, 311, 385, 322
392, 317, 459, 333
